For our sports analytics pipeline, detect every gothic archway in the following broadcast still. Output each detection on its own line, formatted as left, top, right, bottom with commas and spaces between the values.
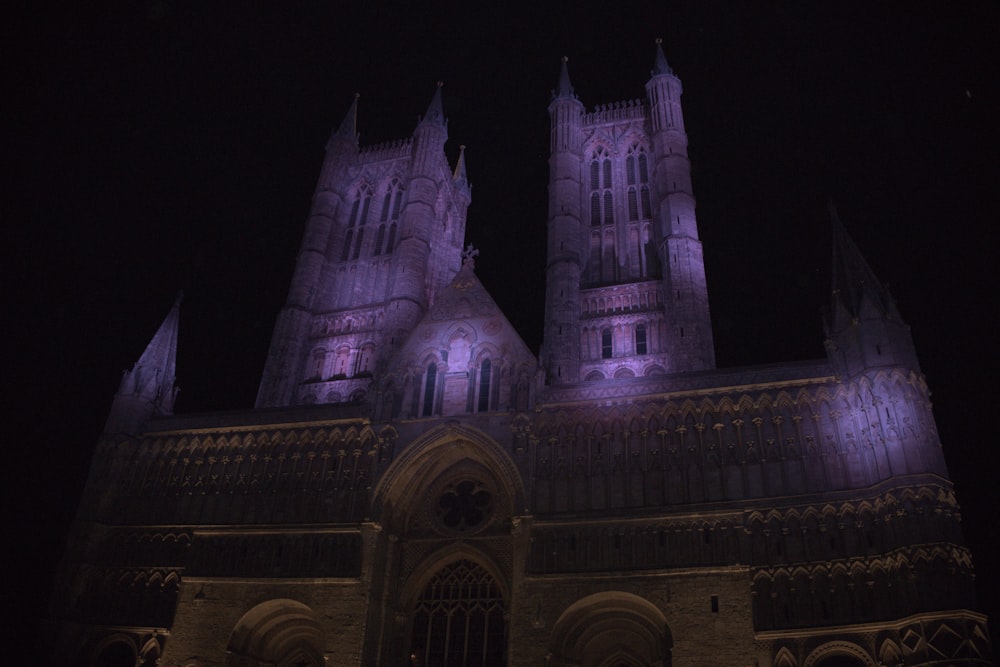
549, 592, 672, 667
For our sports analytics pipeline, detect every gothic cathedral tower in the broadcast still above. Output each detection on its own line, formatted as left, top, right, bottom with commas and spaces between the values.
543, 41, 714, 384
256, 84, 471, 408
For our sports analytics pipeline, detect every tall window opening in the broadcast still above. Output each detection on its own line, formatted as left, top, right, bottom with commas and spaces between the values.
422, 363, 437, 417
626, 145, 652, 221
377, 179, 404, 255
343, 185, 372, 261
589, 147, 613, 226
477, 358, 492, 412
602, 328, 613, 359
409, 559, 506, 667
635, 324, 647, 355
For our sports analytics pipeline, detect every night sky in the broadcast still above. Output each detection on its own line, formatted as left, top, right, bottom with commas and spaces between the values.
8, 3, 999, 658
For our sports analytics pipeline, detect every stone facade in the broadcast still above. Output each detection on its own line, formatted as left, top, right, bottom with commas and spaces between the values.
45, 45, 990, 666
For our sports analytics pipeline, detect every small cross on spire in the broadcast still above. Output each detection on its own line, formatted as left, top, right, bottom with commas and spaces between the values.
462, 244, 480, 269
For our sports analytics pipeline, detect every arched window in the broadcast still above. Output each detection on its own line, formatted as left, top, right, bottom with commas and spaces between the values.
343, 185, 372, 261
602, 328, 613, 359
589, 147, 613, 226
372, 224, 386, 256
379, 179, 404, 254
409, 560, 506, 667
422, 363, 437, 417
477, 358, 492, 412
626, 145, 651, 221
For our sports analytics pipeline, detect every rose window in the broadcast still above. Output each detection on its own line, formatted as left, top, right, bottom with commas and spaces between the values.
435, 480, 493, 533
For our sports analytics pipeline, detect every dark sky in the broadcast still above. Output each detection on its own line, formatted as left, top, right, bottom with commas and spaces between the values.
7, 2, 999, 657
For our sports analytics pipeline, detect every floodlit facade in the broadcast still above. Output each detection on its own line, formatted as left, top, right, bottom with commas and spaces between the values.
46, 44, 991, 666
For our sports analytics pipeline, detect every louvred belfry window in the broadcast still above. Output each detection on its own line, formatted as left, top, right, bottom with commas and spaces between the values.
409, 559, 506, 667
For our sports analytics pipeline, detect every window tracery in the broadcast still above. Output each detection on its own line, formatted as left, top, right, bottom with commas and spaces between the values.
409, 559, 506, 667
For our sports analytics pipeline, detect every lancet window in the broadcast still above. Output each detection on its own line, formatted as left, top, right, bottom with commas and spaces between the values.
626, 145, 651, 221
477, 358, 492, 412
342, 185, 373, 261
422, 362, 437, 417
374, 179, 403, 255
589, 147, 614, 227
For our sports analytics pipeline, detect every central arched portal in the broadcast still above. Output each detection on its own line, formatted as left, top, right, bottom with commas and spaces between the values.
408, 559, 506, 667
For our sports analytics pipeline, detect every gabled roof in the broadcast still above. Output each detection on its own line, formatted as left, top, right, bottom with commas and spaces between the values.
386, 254, 536, 374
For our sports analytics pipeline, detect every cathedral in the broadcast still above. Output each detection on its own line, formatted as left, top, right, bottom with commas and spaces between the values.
46, 43, 991, 666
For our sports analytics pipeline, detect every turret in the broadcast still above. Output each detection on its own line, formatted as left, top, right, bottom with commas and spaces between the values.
645, 39, 715, 371
384, 83, 450, 352
105, 294, 181, 434
543, 57, 585, 383
824, 204, 920, 378
256, 96, 360, 407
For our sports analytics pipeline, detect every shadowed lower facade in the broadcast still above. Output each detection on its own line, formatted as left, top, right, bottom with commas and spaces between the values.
45, 43, 990, 667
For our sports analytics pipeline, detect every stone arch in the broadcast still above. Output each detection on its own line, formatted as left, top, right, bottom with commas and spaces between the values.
548, 591, 673, 667
225, 598, 324, 667
86, 633, 137, 667
803, 641, 876, 667
370, 423, 526, 528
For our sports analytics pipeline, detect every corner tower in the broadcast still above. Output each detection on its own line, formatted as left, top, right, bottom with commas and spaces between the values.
256, 85, 470, 408
543, 42, 715, 384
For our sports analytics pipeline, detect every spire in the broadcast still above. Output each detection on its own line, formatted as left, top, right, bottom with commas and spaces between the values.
553, 56, 575, 99
334, 92, 360, 142
421, 81, 445, 126
651, 37, 673, 76
453, 144, 468, 183
829, 202, 897, 321
826, 203, 917, 376
104, 294, 181, 433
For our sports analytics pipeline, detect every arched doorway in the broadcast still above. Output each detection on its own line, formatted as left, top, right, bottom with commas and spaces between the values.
225, 599, 324, 667
549, 592, 672, 667
408, 559, 507, 666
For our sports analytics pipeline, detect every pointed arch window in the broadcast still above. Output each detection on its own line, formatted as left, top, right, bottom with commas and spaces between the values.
422, 362, 437, 417
409, 559, 506, 667
589, 147, 613, 226
477, 358, 492, 412
343, 185, 372, 261
626, 145, 651, 222
376, 179, 404, 254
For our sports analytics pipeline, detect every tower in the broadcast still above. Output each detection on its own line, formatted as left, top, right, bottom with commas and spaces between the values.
48, 41, 991, 667
256, 85, 471, 408
543, 41, 715, 384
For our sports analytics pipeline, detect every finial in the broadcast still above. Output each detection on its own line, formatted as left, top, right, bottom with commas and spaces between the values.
655, 37, 663, 45
353, 92, 360, 99
461, 243, 480, 269
561, 55, 568, 63
437, 80, 444, 87
174, 290, 184, 306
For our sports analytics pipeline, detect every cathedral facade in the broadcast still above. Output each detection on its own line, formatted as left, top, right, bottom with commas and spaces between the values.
46, 44, 991, 667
